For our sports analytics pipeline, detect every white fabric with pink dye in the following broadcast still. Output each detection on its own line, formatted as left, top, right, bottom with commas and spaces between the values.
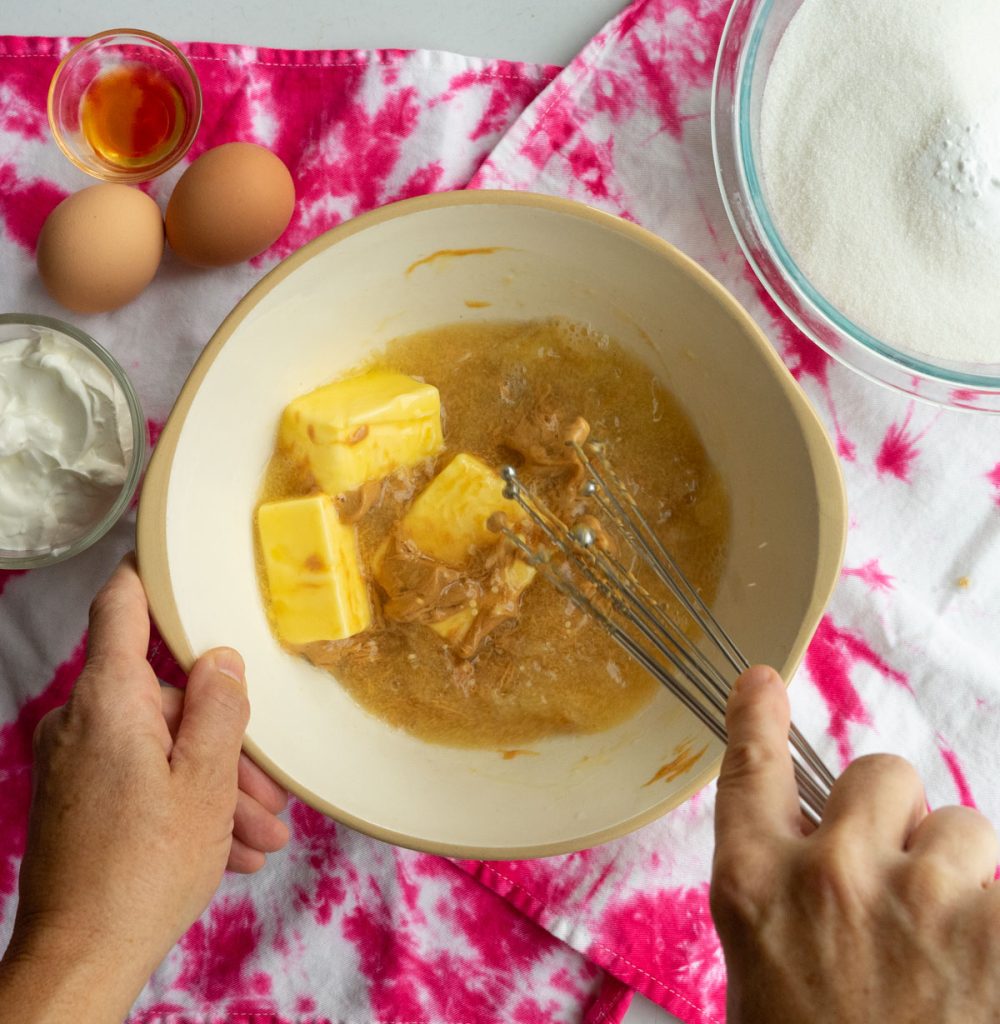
2, 4, 1000, 1022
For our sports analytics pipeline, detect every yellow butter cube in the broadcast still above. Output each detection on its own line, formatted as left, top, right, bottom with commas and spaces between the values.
377, 453, 536, 651
276, 370, 440, 497
279, 370, 444, 495
399, 453, 526, 568
257, 494, 371, 645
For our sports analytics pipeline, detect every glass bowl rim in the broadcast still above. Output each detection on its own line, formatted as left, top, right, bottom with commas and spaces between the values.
0, 313, 147, 570
721, 0, 1000, 394
46, 27, 203, 185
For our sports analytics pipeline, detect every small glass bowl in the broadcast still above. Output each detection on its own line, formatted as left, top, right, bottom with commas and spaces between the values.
712, 0, 1000, 412
0, 314, 147, 570
48, 28, 202, 184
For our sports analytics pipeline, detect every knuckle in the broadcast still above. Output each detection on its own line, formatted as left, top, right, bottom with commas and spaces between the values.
722, 739, 781, 780
31, 706, 84, 772
849, 752, 920, 786
76, 685, 126, 729
935, 805, 997, 844
898, 856, 954, 908
711, 857, 751, 917
794, 839, 863, 908
31, 708, 61, 754
710, 848, 770, 929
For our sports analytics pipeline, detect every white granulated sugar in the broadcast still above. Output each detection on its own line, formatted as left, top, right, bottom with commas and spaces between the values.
760, 0, 1000, 365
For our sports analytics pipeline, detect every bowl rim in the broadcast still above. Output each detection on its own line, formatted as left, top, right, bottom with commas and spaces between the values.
712, 0, 1000, 400
136, 189, 847, 859
47, 27, 203, 185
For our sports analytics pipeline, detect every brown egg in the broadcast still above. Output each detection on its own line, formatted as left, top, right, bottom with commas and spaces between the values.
165, 142, 296, 267
37, 184, 164, 313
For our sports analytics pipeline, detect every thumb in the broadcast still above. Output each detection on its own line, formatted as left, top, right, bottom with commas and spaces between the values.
715, 665, 800, 846
171, 648, 249, 791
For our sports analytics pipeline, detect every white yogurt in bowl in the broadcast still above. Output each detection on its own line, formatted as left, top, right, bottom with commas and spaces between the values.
0, 315, 145, 567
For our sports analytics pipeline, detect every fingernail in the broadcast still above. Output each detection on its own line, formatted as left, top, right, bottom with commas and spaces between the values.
211, 648, 246, 686
732, 664, 780, 695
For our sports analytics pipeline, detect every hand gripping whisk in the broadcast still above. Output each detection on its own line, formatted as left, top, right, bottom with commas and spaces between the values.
491, 437, 835, 826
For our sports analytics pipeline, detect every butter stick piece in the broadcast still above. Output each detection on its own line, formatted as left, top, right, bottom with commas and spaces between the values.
279, 370, 443, 495
381, 453, 535, 650
257, 494, 371, 645
399, 453, 526, 569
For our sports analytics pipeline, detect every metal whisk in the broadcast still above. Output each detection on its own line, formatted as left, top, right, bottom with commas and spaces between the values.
492, 438, 835, 826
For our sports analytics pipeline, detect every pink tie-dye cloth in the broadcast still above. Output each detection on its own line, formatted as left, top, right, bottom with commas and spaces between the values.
0, 35, 631, 1024
3, 2, 1000, 1021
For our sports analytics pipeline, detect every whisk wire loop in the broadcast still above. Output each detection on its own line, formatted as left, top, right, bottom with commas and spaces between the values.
495, 436, 835, 826
574, 443, 837, 800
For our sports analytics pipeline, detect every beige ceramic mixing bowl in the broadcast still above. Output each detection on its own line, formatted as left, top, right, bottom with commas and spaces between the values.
137, 190, 846, 859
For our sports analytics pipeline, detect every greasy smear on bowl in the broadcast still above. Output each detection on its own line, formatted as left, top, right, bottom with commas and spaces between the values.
643, 739, 710, 787
256, 318, 730, 748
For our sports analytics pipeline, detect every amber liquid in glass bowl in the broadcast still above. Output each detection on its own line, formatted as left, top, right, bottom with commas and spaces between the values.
48, 29, 201, 184
80, 63, 186, 168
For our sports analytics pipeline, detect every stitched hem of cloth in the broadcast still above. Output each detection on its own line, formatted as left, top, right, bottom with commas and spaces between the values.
0, 35, 562, 84
128, 1015, 625, 1024
466, 0, 625, 186
129, 1017, 561, 1023
465, 863, 721, 1024
125, 982, 630, 1024
585, 973, 635, 1024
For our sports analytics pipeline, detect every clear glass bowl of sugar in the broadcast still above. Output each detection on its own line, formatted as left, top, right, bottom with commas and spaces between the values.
712, 0, 1000, 412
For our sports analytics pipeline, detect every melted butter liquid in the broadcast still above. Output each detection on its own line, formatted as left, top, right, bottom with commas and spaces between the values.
258, 319, 730, 748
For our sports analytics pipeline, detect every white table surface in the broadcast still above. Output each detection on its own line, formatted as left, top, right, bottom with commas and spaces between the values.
5, 3, 690, 1021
